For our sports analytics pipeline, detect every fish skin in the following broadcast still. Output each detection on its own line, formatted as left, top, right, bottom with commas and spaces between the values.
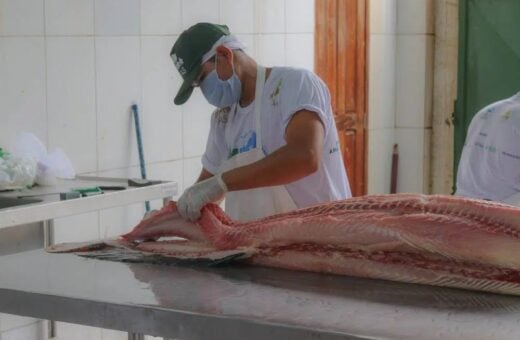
49, 193, 520, 296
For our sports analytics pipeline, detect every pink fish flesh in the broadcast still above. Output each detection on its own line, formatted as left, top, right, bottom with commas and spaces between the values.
47, 193, 520, 296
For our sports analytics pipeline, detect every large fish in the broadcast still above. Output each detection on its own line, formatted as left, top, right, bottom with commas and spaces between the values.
47, 194, 520, 296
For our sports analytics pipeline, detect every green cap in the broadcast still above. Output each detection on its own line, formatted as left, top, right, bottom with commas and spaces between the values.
171, 23, 230, 105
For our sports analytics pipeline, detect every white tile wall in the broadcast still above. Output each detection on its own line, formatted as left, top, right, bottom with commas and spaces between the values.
285, 0, 314, 33
256, 34, 285, 66
1, 321, 45, 340
54, 322, 102, 340
0, 37, 47, 149
370, 0, 397, 34
96, 37, 141, 171
394, 127, 431, 193
236, 34, 256, 58
141, 0, 182, 35
0, 0, 44, 35
255, 0, 285, 33
101, 328, 127, 340
94, 0, 140, 35
46, 37, 97, 174
181, 90, 214, 158
285, 33, 314, 70
53, 212, 99, 244
397, 0, 434, 34
99, 203, 144, 239
0, 315, 38, 332
183, 156, 202, 190
45, 0, 94, 36
148, 160, 184, 196
141, 36, 184, 163
181, 0, 219, 29
368, 34, 396, 129
367, 128, 395, 194
220, 0, 255, 34
395, 34, 434, 128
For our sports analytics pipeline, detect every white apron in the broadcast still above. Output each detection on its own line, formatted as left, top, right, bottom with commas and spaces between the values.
219, 66, 298, 221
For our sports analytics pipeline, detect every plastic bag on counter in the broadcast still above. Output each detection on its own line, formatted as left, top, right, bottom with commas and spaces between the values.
0, 152, 37, 190
0, 132, 76, 189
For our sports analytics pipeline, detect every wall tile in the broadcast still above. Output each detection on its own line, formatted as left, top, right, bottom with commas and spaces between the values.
181, 90, 214, 158
0, 38, 46, 149
47, 37, 97, 173
141, 0, 181, 35
96, 37, 141, 171
101, 329, 128, 340
0, 0, 44, 36
286, 0, 314, 33
94, 0, 140, 35
141, 36, 183, 164
181, 0, 219, 30
53, 212, 99, 244
148, 160, 183, 196
235, 34, 256, 59
183, 157, 202, 190
367, 128, 395, 194
0, 315, 38, 332
370, 0, 396, 34
220, 0, 254, 34
45, 0, 94, 35
394, 127, 430, 193
368, 34, 396, 129
395, 35, 433, 128
1, 321, 45, 340
255, 0, 285, 33
99, 203, 144, 239
54, 322, 102, 340
285, 33, 313, 70
256, 34, 285, 66
397, 0, 434, 34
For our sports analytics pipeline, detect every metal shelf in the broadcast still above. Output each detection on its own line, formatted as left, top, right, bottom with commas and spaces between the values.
0, 176, 178, 229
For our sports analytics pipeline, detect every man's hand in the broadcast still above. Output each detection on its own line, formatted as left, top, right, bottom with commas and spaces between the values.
177, 174, 228, 221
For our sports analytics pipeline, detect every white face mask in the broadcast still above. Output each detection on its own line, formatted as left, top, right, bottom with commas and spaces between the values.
200, 58, 242, 108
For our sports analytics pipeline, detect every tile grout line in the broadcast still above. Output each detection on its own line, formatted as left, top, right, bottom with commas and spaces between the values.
43, 0, 49, 149
93, 0, 102, 239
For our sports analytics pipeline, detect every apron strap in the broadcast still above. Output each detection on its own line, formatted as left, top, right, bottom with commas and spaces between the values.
254, 66, 266, 150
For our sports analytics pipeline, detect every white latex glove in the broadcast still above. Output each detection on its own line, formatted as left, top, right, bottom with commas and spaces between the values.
177, 174, 228, 221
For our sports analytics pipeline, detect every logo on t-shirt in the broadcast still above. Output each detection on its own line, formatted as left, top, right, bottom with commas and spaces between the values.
228, 130, 257, 158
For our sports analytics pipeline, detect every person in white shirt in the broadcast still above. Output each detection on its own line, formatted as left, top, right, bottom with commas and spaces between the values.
170, 23, 351, 221
455, 92, 520, 206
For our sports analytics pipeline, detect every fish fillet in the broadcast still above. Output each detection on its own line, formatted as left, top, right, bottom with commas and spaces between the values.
47, 193, 520, 296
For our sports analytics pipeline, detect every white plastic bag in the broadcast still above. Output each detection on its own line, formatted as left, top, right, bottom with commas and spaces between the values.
0, 132, 76, 189
0, 153, 37, 190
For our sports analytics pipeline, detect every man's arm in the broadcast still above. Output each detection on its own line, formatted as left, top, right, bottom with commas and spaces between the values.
196, 168, 214, 183
222, 109, 325, 190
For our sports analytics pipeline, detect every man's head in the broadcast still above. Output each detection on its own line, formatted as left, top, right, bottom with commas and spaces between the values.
170, 22, 246, 106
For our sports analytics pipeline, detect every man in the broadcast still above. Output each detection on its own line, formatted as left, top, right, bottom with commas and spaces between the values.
171, 23, 351, 221
455, 92, 520, 206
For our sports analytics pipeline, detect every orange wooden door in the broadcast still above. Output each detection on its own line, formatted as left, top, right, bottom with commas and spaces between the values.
315, 0, 367, 196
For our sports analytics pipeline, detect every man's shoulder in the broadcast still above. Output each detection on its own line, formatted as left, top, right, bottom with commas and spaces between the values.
272, 66, 320, 81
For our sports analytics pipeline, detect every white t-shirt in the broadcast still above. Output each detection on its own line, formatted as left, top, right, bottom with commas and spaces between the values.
202, 67, 352, 209
456, 92, 520, 205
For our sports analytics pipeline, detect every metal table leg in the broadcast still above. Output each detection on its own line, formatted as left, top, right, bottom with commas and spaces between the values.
43, 220, 57, 339
128, 333, 145, 340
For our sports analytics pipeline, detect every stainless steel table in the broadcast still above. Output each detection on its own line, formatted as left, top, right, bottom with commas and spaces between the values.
0, 176, 177, 339
1, 249, 520, 340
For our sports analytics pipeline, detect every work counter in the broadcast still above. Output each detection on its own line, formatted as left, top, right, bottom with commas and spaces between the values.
0, 249, 519, 339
